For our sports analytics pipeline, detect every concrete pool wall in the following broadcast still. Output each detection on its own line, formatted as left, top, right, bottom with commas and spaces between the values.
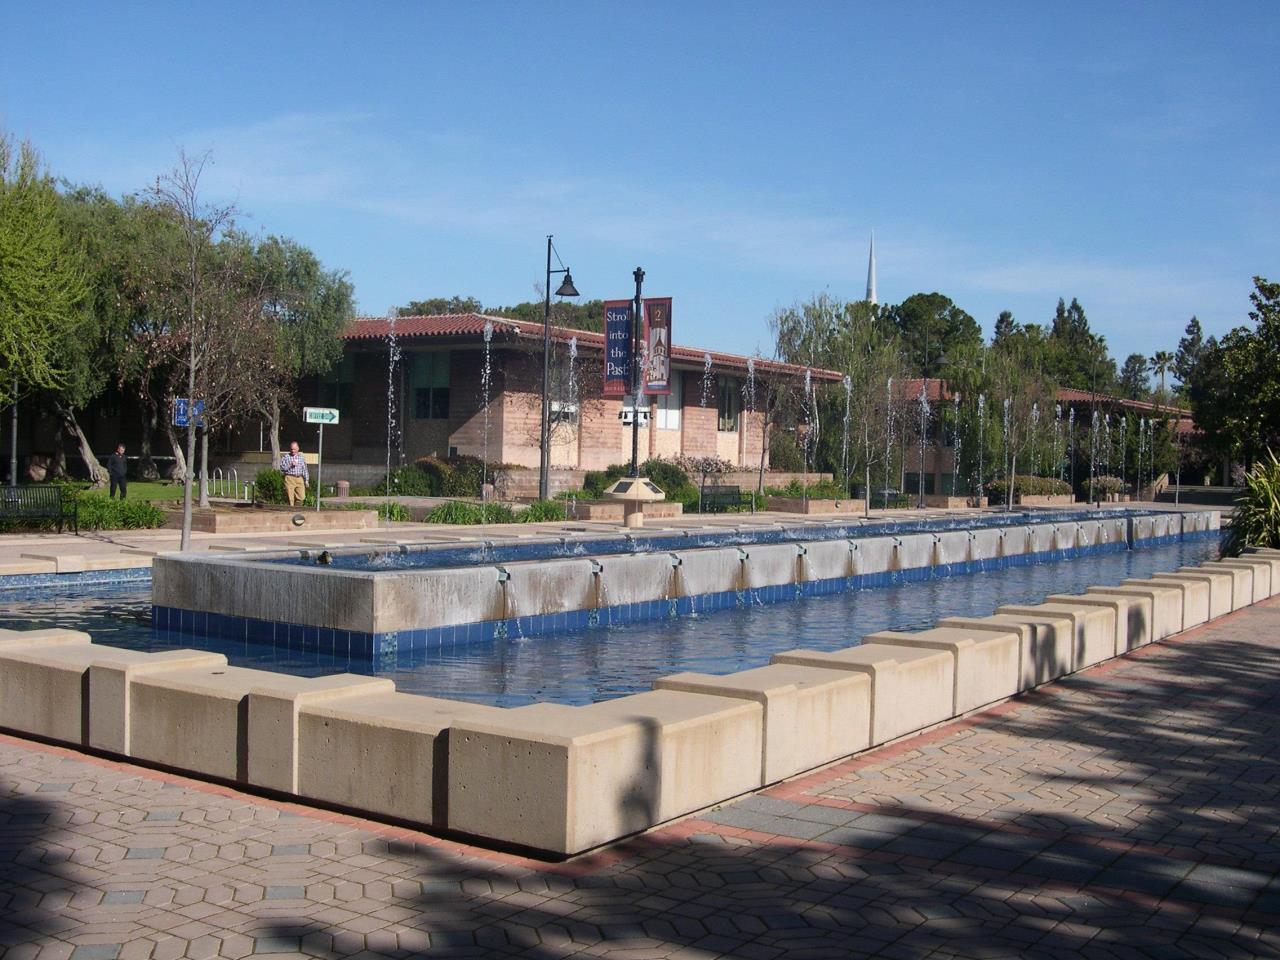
5, 538, 1279, 857
151, 510, 1221, 659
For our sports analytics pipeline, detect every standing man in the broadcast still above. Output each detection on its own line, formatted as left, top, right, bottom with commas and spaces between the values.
106, 443, 128, 499
279, 440, 309, 506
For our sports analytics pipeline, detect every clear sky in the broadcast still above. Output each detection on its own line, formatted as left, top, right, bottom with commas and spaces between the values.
3, 2, 1276, 362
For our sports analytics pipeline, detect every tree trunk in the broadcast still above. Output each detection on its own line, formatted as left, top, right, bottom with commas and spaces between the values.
1007, 453, 1016, 512
198, 427, 210, 508
164, 418, 187, 481
137, 400, 159, 480
60, 405, 106, 486
268, 399, 282, 464
51, 419, 67, 478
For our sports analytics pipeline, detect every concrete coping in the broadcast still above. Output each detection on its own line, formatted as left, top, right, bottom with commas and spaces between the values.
772, 641, 951, 677
863, 626, 1022, 715
0, 628, 92, 650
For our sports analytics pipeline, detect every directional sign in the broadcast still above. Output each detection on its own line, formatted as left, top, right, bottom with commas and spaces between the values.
172, 398, 205, 428
303, 406, 340, 425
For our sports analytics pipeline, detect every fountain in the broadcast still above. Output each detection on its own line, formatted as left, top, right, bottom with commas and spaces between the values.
745, 357, 757, 416
841, 374, 852, 494
384, 315, 402, 498
1030, 402, 1041, 477
1068, 406, 1076, 491
975, 393, 986, 500
884, 377, 895, 508
1002, 397, 1012, 510
916, 382, 930, 507
481, 320, 494, 510
700, 352, 714, 407
1055, 404, 1064, 482
951, 391, 962, 500
1089, 409, 1099, 502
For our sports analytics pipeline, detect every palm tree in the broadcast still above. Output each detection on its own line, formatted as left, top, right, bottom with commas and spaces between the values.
1149, 351, 1174, 395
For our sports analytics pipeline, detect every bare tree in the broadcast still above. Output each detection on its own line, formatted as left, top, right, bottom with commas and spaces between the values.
151, 151, 235, 549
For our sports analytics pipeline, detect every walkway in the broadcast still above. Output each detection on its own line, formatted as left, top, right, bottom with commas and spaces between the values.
1, 600, 1278, 959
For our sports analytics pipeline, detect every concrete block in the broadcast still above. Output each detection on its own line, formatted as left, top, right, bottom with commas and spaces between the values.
1046, 592, 1151, 653
1084, 585, 1181, 640
799, 539, 852, 582
674, 547, 743, 596
501, 559, 596, 617
655, 663, 871, 783
772, 642, 954, 744
997, 602, 1116, 671
1028, 524, 1055, 555
851, 537, 894, 577
971, 528, 1003, 563
0, 630, 93, 744
447, 690, 764, 855
1196, 562, 1254, 610
893, 534, 934, 572
246, 675, 397, 794
596, 553, 677, 606
938, 613, 1074, 688
375, 566, 504, 631
865, 626, 1020, 714
87, 650, 230, 754
1216, 558, 1273, 601
934, 531, 971, 567
296, 691, 507, 825
19, 553, 87, 573
1208, 511, 1221, 530
1240, 551, 1280, 596
1000, 526, 1031, 558
1052, 523, 1079, 553
743, 543, 800, 589
1124, 576, 1208, 629
1163, 568, 1233, 620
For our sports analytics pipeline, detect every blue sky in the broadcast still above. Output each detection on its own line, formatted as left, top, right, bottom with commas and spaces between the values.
3, 2, 1277, 362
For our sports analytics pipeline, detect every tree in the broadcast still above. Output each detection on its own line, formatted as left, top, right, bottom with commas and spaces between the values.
1148, 351, 1174, 396
1174, 316, 1204, 392
1119, 353, 1150, 400
886, 292, 981, 377
397, 296, 482, 317
1045, 297, 1116, 392
992, 310, 1019, 347
151, 151, 236, 548
253, 236, 354, 462
0, 134, 86, 409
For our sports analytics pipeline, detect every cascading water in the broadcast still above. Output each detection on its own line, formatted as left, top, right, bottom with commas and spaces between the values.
385, 315, 402, 498
700, 352, 714, 407
1102, 413, 1112, 479
481, 319, 494, 517
1089, 409, 1099, 501
951, 392, 962, 498
1030, 402, 1041, 477
745, 357, 757, 415
1055, 404, 1064, 482
1001, 397, 1012, 508
883, 377, 895, 507
917, 383, 930, 507
1118, 415, 1128, 492
802, 369, 816, 507
1068, 407, 1076, 490
975, 393, 986, 499
841, 374, 852, 494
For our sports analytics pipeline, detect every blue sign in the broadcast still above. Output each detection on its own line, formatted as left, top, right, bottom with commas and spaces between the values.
603, 301, 632, 398
173, 398, 205, 429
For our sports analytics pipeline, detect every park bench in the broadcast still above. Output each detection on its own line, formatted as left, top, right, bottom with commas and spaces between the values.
0, 484, 79, 534
700, 484, 752, 514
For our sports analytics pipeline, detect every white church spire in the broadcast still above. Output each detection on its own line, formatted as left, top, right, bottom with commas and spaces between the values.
865, 231, 877, 305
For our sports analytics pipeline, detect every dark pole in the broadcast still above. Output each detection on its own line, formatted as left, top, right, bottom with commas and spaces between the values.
630, 266, 645, 477
539, 235, 553, 500
7, 390, 16, 488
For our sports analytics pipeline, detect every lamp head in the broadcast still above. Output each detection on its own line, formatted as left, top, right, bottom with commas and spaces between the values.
555, 271, 579, 298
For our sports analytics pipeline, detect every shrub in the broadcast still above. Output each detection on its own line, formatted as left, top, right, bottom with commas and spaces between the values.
253, 468, 318, 506
1093, 475, 1126, 495
376, 501, 411, 522
424, 500, 516, 525
517, 499, 567, 523
639, 458, 690, 495
769, 431, 805, 472
986, 475, 1072, 501
73, 493, 167, 531
413, 456, 453, 495
1225, 449, 1280, 554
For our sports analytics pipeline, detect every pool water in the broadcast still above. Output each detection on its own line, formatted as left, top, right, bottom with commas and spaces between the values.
0, 536, 1220, 707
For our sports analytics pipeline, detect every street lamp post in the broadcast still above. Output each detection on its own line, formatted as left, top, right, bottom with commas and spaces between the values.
630, 266, 645, 477
539, 235, 579, 501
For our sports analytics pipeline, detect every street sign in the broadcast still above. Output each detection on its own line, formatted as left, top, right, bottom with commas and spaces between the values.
304, 406, 340, 425
173, 398, 204, 428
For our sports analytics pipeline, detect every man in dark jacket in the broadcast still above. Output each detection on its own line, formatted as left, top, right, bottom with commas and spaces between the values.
106, 443, 128, 499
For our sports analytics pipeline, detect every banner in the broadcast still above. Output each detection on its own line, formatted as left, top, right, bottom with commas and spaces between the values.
602, 300, 633, 398
642, 297, 672, 396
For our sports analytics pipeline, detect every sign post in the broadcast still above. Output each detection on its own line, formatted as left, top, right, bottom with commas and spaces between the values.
303, 407, 340, 513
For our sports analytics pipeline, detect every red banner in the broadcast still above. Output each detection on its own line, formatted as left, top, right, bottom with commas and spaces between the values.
642, 297, 672, 396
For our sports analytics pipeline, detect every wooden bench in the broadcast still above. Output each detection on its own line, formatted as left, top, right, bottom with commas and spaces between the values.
700, 484, 752, 514
0, 485, 79, 534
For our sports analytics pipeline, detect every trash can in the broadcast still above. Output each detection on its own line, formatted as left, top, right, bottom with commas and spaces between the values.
336, 480, 350, 499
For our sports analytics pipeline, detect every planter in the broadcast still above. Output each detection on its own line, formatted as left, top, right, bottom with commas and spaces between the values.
1013, 494, 1074, 507
558, 499, 684, 521
766, 497, 867, 515
162, 505, 381, 533
923, 495, 987, 509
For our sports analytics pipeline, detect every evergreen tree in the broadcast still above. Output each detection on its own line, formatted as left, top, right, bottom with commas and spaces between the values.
1174, 315, 1204, 391
1119, 354, 1150, 400
992, 310, 1019, 347
886, 292, 981, 377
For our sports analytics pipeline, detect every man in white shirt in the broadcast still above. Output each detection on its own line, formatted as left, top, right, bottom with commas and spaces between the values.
279, 441, 309, 506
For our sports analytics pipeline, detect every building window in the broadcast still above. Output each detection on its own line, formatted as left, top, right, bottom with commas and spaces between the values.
717, 376, 740, 432
318, 354, 355, 415
655, 371, 682, 430
411, 351, 451, 420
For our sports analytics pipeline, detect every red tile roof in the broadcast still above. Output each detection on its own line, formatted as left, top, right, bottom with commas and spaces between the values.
344, 313, 844, 381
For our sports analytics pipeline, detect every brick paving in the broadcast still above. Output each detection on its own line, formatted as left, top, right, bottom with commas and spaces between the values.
2, 599, 1279, 959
